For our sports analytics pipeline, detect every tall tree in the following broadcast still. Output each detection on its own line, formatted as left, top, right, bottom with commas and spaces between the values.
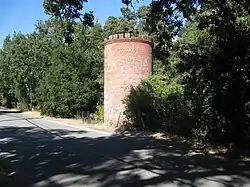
176, 2, 250, 145
39, 23, 103, 117
43, 0, 94, 26
104, 7, 137, 36
0, 36, 16, 107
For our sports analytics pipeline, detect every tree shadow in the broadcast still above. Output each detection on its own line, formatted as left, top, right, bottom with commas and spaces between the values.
0, 110, 22, 114
0, 117, 250, 187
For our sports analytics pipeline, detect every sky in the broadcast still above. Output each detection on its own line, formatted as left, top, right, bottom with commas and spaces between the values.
0, 0, 151, 48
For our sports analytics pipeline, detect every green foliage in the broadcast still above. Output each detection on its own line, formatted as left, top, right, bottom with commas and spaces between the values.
0, 19, 103, 117
176, 6, 250, 145
40, 45, 101, 118
120, 0, 250, 145
123, 75, 192, 133
39, 23, 103, 118
0, 32, 52, 110
43, 0, 94, 26
104, 7, 138, 36
43, 0, 94, 44
152, 60, 166, 76
91, 105, 104, 123
0, 42, 16, 108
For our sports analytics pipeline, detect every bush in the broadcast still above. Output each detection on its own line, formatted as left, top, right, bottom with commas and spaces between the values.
123, 75, 192, 134
16, 102, 29, 112
91, 104, 104, 123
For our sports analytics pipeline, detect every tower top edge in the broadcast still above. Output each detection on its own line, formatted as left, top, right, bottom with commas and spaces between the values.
103, 33, 152, 45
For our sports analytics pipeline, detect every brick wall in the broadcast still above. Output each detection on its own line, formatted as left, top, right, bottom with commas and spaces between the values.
103, 33, 153, 126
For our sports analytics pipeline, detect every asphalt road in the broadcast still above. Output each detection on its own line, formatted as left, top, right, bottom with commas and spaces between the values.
0, 109, 250, 187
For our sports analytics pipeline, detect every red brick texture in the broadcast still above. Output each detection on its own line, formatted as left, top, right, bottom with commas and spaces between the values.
103, 33, 153, 126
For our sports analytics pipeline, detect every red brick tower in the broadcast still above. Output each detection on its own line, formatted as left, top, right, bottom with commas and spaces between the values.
103, 33, 152, 126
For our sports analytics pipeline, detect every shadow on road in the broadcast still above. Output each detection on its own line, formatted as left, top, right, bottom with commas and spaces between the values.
0, 120, 250, 187
0, 110, 22, 114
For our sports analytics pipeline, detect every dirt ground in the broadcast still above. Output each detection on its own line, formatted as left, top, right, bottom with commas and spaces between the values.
21, 111, 116, 133
21, 111, 170, 139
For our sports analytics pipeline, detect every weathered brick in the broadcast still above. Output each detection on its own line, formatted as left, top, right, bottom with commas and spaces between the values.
103, 34, 152, 126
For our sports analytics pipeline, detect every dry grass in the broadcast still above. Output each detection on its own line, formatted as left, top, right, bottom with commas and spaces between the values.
21, 111, 116, 133
151, 132, 169, 140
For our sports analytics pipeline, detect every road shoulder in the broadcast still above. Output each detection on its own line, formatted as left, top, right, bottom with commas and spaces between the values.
20, 110, 116, 134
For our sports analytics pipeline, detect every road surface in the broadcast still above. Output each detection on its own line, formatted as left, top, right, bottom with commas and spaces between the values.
0, 109, 250, 187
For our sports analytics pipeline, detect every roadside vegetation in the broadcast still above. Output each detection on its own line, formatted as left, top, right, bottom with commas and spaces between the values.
0, 0, 250, 149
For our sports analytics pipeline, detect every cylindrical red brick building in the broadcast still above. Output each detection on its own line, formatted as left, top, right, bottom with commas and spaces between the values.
103, 33, 152, 126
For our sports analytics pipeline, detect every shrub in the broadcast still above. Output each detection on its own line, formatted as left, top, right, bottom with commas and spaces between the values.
91, 104, 104, 123
123, 75, 192, 134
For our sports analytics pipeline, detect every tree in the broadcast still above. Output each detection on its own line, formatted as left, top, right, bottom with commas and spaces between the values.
120, 0, 250, 145
39, 23, 103, 117
104, 7, 137, 37
43, 0, 94, 44
0, 32, 52, 110
136, 5, 150, 34
175, 3, 250, 145
0, 36, 16, 107
43, 0, 94, 26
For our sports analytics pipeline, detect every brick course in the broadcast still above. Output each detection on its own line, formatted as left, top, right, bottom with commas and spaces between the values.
103, 33, 153, 126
